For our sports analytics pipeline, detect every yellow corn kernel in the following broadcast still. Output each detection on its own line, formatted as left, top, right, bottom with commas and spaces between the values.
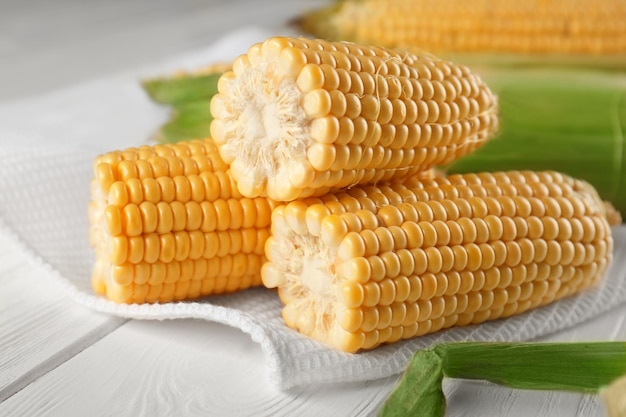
262, 170, 614, 352
210, 36, 498, 201
297, 0, 626, 55
89, 139, 277, 304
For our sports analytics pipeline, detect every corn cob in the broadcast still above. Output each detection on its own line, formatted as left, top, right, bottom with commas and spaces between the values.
89, 139, 277, 303
262, 170, 615, 352
210, 36, 499, 201
297, 0, 626, 55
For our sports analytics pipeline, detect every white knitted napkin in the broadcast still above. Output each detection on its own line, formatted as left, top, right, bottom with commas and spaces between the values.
1, 27, 625, 390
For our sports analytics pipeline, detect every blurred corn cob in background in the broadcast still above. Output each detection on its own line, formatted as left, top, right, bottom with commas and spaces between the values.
293, 0, 626, 220
296, 0, 626, 56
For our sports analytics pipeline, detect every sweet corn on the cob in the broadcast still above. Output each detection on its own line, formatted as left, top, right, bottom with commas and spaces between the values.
210, 36, 498, 201
297, 0, 626, 55
262, 171, 615, 352
89, 139, 277, 303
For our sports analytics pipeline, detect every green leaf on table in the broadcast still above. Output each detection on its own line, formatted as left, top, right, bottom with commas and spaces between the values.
378, 349, 446, 417
379, 342, 626, 417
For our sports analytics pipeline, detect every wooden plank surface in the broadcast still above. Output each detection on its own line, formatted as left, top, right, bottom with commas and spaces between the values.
0, 317, 396, 417
1, 279, 622, 417
0, 234, 125, 403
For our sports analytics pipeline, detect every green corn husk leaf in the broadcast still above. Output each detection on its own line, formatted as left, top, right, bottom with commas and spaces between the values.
155, 100, 213, 144
378, 348, 446, 417
441, 342, 626, 391
141, 72, 222, 143
142, 73, 221, 106
447, 66, 626, 220
379, 342, 626, 417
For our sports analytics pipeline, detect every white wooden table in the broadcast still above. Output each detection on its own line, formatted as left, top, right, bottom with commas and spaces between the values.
0, 1, 624, 416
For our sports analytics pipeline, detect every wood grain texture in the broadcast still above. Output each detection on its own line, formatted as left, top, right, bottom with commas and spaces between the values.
1, 301, 623, 416
0, 319, 396, 417
0, 234, 125, 402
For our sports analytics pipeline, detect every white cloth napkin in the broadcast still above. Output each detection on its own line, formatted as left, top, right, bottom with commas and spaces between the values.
1, 27, 625, 391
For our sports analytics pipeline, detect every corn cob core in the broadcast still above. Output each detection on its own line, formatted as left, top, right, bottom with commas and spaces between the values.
89, 139, 277, 303
262, 171, 614, 352
298, 0, 626, 55
210, 36, 498, 201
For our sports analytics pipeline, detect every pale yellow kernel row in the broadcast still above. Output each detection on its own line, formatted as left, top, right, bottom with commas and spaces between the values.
334, 215, 605, 260
108, 228, 269, 265
104, 197, 273, 237
338, 258, 605, 308
92, 251, 265, 303
106, 171, 244, 207
308, 112, 489, 147
109, 253, 265, 286
95, 140, 229, 192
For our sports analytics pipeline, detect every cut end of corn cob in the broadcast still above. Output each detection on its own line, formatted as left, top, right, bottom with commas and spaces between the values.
210, 36, 498, 201
297, 0, 626, 55
262, 170, 614, 352
88, 139, 277, 304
